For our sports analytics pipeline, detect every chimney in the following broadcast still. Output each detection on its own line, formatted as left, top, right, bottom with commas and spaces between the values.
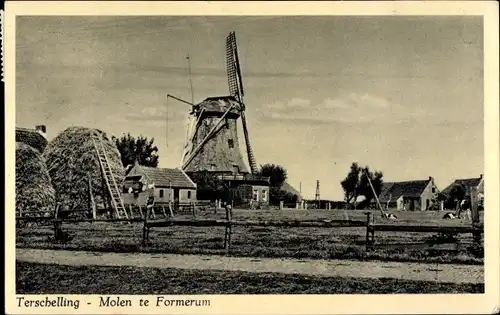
35, 125, 47, 134
480, 174, 483, 179
429, 176, 433, 181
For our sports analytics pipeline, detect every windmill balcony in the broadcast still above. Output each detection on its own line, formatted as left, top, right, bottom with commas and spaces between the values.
216, 174, 270, 185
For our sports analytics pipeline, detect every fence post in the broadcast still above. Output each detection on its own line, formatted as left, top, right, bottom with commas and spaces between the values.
191, 202, 196, 218
168, 202, 174, 218
470, 187, 481, 244
53, 220, 62, 241
142, 203, 150, 246
365, 212, 374, 251
279, 201, 284, 210
128, 205, 133, 219
54, 203, 60, 220
224, 205, 233, 251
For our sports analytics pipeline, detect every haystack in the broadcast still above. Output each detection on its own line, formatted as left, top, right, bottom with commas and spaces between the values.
16, 142, 56, 216
43, 127, 125, 212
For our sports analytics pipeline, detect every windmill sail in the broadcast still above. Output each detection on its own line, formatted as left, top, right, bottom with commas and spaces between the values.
226, 32, 243, 100
226, 31, 258, 174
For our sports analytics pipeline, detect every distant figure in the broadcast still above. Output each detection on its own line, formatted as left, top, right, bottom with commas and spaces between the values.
403, 204, 407, 211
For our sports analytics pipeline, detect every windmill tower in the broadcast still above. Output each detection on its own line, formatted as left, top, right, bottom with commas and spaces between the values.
167, 32, 269, 206
180, 32, 259, 176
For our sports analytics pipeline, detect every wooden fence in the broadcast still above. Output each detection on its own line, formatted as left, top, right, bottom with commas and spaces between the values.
363, 212, 483, 251
141, 209, 483, 252
17, 206, 483, 254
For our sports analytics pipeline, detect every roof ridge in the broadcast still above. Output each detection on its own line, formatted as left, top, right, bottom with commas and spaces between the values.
384, 179, 429, 184
455, 177, 481, 181
137, 165, 152, 182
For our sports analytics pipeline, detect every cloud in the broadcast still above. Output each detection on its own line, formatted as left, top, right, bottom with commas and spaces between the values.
259, 93, 411, 124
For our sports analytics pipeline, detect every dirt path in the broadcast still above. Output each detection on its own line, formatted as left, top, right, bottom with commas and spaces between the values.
16, 248, 483, 284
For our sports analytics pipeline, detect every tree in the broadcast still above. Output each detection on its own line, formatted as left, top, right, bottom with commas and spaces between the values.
341, 163, 361, 207
258, 164, 287, 188
113, 133, 159, 168
340, 162, 384, 209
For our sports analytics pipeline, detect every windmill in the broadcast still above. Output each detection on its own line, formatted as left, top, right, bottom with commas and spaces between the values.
172, 32, 259, 177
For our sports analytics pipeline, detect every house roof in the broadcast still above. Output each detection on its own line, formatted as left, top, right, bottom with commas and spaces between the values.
15, 127, 48, 153
378, 179, 430, 202
135, 166, 197, 189
441, 176, 483, 196
280, 181, 302, 198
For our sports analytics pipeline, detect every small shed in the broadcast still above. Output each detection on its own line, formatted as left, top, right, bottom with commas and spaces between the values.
121, 165, 197, 206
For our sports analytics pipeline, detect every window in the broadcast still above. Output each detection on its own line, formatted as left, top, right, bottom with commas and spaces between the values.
228, 139, 234, 148
159, 189, 164, 198
432, 187, 436, 193
187, 191, 192, 199
262, 189, 267, 201
253, 189, 259, 201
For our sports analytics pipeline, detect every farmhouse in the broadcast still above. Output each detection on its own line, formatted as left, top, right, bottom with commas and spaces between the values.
221, 174, 271, 207
441, 174, 484, 206
121, 165, 197, 206
16, 125, 48, 153
378, 176, 439, 211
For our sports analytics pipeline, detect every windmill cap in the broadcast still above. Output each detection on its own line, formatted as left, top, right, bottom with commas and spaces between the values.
194, 96, 243, 118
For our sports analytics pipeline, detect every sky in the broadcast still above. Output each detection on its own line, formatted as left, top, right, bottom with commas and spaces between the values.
16, 16, 484, 200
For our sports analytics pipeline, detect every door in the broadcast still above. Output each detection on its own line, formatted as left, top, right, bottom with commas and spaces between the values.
174, 188, 180, 209
426, 199, 430, 210
409, 199, 415, 211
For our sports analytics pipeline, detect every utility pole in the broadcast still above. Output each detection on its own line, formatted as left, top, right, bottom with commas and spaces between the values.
315, 180, 320, 209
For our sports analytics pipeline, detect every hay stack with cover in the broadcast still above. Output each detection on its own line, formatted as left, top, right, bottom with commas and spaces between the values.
43, 127, 125, 216
16, 142, 56, 217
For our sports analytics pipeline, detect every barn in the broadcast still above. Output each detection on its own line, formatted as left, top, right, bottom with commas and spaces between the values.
441, 174, 484, 209
16, 125, 48, 153
378, 176, 439, 211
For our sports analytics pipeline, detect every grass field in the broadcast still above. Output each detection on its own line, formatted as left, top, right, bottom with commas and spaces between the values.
16, 209, 484, 265
16, 261, 484, 294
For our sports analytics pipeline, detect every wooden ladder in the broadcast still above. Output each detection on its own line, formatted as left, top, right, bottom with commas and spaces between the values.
91, 131, 128, 219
